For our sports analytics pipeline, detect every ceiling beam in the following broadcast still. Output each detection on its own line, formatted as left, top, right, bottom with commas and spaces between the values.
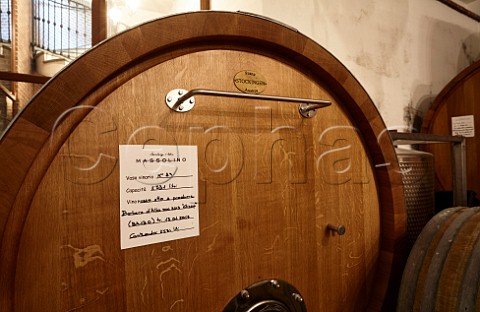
0, 71, 50, 84
92, 0, 107, 45
200, 0, 210, 10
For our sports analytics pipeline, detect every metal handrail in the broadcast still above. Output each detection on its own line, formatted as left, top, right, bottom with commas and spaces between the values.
165, 88, 331, 118
172, 88, 331, 110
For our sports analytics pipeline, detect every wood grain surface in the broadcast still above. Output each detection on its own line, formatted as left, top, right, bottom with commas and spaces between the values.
0, 11, 406, 311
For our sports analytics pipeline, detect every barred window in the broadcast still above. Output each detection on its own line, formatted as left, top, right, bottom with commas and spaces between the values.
0, 0, 11, 43
33, 0, 92, 58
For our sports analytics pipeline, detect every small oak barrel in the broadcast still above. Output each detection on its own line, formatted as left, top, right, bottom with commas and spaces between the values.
397, 206, 480, 311
0, 11, 406, 311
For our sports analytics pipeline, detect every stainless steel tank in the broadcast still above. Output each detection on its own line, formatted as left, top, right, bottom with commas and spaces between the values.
396, 148, 435, 250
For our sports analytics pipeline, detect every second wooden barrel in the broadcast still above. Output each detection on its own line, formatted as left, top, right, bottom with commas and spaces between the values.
422, 59, 480, 198
0, 11, 406, 311
397, 206, 480, 311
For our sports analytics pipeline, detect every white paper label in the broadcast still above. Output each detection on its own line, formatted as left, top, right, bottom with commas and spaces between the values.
452, 115, 475, 137
119, 145, 199, 249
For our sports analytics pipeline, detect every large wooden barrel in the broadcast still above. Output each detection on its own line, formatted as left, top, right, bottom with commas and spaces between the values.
0, 11, 406, 311
397, 206, 480, 311
422, 60, 480, 198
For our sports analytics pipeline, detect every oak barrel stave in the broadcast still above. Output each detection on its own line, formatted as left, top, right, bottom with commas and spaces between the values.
398, 206, 480, 311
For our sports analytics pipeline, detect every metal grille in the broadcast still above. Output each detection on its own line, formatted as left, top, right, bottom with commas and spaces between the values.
32, 0, 92, 59
397, 148, 436, 250
0, 0, 11, 43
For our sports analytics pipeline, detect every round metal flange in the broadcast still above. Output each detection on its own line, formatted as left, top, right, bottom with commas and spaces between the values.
165, 88, 195, 112
223, 279, 307, 312
298, 103, 317, 118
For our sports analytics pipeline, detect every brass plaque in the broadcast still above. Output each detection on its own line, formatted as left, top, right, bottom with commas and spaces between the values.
233, 70, 267, 94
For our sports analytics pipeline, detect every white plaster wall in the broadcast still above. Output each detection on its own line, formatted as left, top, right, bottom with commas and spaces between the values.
211, 0, 480, 131
35, 52, 71, 77
108, 0, 200, 35
111, 0, 480, 130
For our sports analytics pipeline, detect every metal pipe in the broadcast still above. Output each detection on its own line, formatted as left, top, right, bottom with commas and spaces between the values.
452, 138, 467, 206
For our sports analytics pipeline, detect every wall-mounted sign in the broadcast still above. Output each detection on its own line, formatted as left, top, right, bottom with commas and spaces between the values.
119, 145, 199, 249
452, 115, 475, 138
233, 70, 267, 94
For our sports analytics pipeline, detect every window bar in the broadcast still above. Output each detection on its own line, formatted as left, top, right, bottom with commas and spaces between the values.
7, 0, 11, 42
35, 0, 38, 47
51, 0, 53, 51
31, 0, 34, 46
0, 1, 4, 42
83, 3, 87, 55
44, 0, 47, 48
77, 2, 80, 57
75, 0, 78, 58
36, 0, 38, 46
33, 0, 37, 47
60, 0, 63, 56
53, 0, 57, 53
1, 0, 6, 42
67, 0, 71, 58
38, 0, 41, 46
41, 0, 45, 49
33, 0, 36, 46
47, 0, 51, 51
